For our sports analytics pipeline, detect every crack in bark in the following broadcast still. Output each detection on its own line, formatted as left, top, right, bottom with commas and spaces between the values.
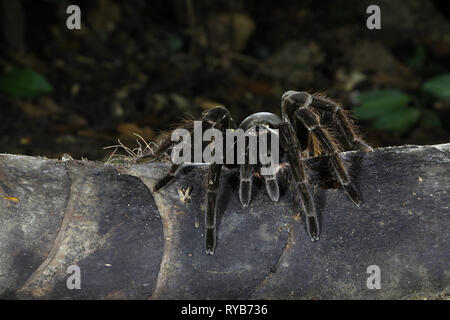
148, 193, 173, 300
251, 221, 295, 297
16, 161, 73, 296
125, 172, 170, 300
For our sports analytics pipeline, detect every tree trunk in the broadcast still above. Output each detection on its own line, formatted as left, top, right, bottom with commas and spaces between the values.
0, 144, 449, 299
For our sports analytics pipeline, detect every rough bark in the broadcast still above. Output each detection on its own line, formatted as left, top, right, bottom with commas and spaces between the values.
0, 144, 449, 299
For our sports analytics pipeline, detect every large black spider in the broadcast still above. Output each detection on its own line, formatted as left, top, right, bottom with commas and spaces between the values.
142, 91, 372, 255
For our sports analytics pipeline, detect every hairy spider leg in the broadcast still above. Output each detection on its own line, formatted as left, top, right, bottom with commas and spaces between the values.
238, 123, 257, 207
282, 91, 370, 206
201, 107, 235, 254
151, 123, 195, 192
153, 163, 182, 192
239, 161, 253, 207
151, 106, 234, 193
283, 91, 373, 152
259, 125, 280, 202
136, 121, 195, 164
279, 121, 319, 241
261, 165, 280, 202
205, 163, 222, 255
293, 106, 362, 206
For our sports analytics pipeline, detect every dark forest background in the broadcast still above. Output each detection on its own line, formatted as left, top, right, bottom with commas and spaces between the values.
0, 0, 449, 160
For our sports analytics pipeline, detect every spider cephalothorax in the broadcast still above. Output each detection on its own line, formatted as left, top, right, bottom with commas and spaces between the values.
145, 91, 373, 255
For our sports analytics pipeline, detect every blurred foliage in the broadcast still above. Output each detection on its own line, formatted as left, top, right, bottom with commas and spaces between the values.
354, 90, 411, 119
0, 0, 449, 159
354, 72, 448, 133
407, 45, 427, 68
371, 107, 421, 133
422, 74, 450, 100
0, 68, 53, 98
354, 90, 419, 133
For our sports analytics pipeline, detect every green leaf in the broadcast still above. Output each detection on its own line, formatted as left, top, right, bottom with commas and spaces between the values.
371, 108, 420, 133
354, 90, 410, 119
422, 74, 450, 100
0, 68, 53, 98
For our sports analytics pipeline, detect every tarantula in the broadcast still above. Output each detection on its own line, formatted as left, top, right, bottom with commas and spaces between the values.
143, 91, 372, 255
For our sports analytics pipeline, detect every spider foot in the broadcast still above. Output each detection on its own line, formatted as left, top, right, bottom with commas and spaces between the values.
205, 228, 216, 255
306, 215, 320, 241
239, 179, 252, 207
342, 184, 363, 206
265, 178, 280, 202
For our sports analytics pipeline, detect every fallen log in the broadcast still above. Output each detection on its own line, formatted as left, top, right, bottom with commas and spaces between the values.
0, 144, 448, 299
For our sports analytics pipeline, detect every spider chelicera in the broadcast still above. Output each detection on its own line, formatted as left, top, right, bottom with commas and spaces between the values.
141, 91, 373, 255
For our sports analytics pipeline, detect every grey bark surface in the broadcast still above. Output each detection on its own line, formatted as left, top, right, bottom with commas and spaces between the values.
0, 144, 449, 299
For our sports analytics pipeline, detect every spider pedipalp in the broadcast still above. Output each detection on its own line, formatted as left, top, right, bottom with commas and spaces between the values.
238, 112, 283, 207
